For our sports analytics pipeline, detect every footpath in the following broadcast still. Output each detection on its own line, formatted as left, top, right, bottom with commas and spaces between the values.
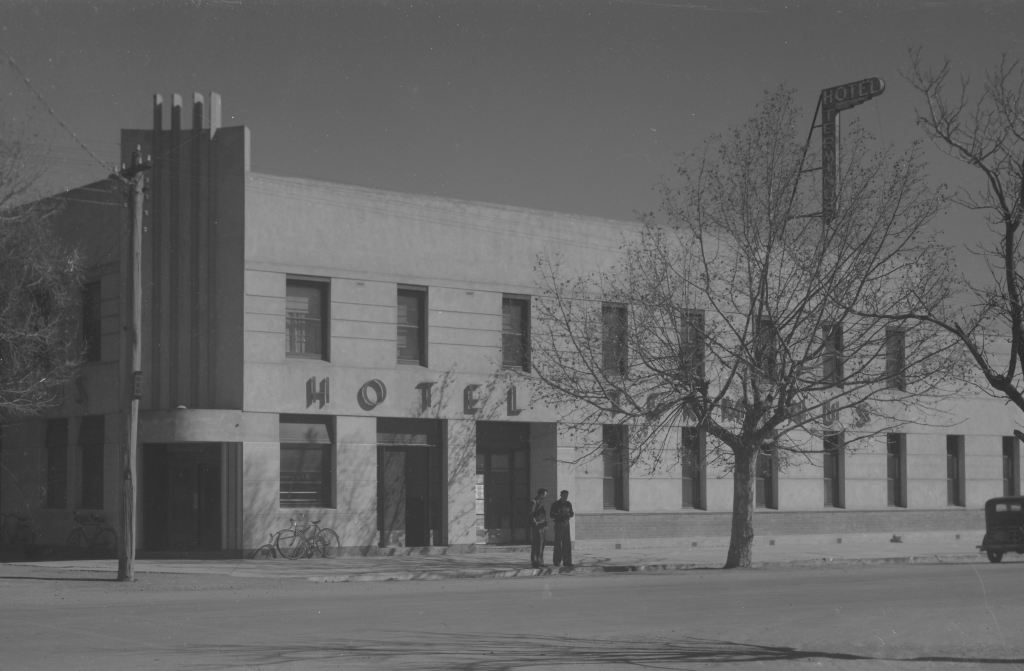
3, 536, 1019, 583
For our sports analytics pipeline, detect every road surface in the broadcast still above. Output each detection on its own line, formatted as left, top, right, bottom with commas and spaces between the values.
1, 561, 1022, 669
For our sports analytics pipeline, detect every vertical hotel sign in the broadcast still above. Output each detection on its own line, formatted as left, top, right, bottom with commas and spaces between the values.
821, 78, 885, 223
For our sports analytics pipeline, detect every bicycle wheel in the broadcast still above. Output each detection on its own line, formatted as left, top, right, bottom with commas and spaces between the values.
253, 544, 277, 559
14, 525, 35, 546
66, 528, 83, 548
94, 528, 117, 550
275, 530, 307, 560
315, 528, 342, 558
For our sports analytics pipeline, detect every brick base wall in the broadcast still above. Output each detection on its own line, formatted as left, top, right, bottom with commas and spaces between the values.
576, 508, 984, 539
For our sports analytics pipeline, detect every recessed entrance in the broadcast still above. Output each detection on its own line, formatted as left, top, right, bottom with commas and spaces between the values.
476, 422, 531, 544
142, 443, 221, 552
377, 419, 443, 547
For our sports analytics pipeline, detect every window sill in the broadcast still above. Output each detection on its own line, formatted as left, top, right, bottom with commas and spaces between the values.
286, 353, 327, 361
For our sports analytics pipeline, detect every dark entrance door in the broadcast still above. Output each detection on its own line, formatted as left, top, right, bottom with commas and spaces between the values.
377, 419, 443, 547
143, 444, 221, 552
476, 422, 531, 544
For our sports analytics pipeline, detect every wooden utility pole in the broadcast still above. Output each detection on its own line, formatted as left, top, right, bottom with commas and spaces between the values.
114, 150, 149, 582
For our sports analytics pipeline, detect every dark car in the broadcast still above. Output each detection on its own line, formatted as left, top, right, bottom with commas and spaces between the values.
978, 496, 1024, 563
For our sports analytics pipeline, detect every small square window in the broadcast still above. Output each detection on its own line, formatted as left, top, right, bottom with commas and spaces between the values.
502, 297, 530, 371
286, 280, 328, 360
398, 287, 427, 366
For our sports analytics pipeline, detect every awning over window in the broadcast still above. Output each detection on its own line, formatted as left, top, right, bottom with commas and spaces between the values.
280, 415, 332, 444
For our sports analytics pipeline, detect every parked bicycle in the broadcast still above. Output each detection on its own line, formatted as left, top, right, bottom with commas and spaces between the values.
259, 515, 340, 560
0, 513, 35, 546
252, 520, 297, 559
66, 511, 117, 550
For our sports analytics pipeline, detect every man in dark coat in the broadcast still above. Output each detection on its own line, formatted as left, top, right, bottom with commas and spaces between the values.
550, 490, 575, 567
530, 488, 548, 568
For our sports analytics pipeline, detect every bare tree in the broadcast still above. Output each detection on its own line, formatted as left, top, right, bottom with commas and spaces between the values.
902, 50, 1024, 423
529, 89, 963, 568
0, 117, 82, 419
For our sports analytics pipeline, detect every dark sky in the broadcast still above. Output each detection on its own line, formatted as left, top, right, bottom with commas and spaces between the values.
2, 0, 1022, 269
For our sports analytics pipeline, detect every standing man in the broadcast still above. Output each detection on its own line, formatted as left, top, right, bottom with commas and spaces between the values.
530, 488, 548, 568
550, 490, 575, 568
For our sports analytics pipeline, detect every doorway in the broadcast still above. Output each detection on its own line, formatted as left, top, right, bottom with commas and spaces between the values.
476, 422, 531, 544
143, 444, 221, 552
377, 419, 443, 547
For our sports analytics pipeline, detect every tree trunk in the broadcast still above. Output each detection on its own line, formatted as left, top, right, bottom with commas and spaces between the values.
724, 447, 757, 568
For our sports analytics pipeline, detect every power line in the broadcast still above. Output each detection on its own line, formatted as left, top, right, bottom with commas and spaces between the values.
0, 46, 113, 174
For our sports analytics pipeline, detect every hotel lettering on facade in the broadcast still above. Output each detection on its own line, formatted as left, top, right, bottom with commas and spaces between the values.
2, 94, 1022, 556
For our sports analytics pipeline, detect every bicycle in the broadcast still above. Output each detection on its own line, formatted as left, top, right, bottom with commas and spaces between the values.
274, 515, 341, 560
0, 513, 35, 546
66, 511, 117, 550
252, 521, 298, 559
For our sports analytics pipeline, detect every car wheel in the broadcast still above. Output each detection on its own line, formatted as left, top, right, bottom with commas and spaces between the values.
987, 550, 1004, 563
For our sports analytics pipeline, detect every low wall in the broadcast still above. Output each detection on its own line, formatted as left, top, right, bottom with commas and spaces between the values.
576, 508, 984, 540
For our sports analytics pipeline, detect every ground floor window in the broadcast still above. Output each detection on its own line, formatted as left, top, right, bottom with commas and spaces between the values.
603, 425, 628, 510
46, 419, 68, 509
280, 416, 334, 509
823, 432, 844, 508
79, 416, 105, 510
887, 433, 907, 507
679, 427, 705, 510
1003, 436, 1020, 497
756, 446, 777, 509
947, 435, 965, 507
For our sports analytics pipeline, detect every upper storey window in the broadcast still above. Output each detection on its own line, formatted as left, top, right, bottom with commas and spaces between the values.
286, 279, 328, 360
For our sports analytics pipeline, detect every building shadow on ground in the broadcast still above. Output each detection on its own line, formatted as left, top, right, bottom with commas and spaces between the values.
174, 631, 1023, 669
0, 574, 116, 583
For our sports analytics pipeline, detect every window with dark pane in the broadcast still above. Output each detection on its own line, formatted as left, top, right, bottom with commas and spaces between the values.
286, 280, 327, 360
680, 310, 705, 383
887, 433, 905, 507
502, 297, 530, 371
280, 416, 334, 508
397, 288, 426, 365
601, 304, 628, 376
823, 432, 842, 507
82, 281, 101, 362
822, 323, 843, 387
602, 425, 627, 510
946, 435, 964, 506
1003, 436, 1019, 497
680, 427, 704, 509
79, 415, 105, 510
886, 328, 906, 391
46, 418, 68, 509
755, 447, 775, 509
755, 318, 779, 379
